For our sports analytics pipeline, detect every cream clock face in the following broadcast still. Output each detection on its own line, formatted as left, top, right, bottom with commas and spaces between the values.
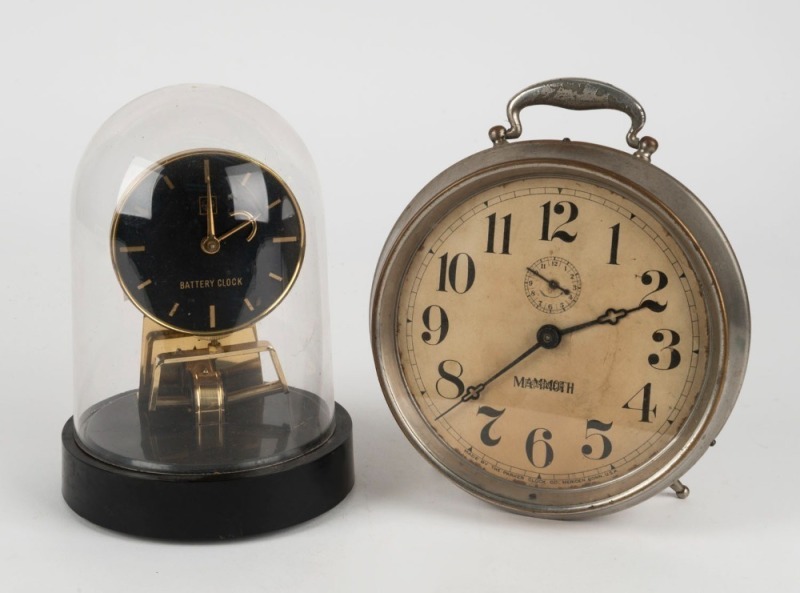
395, 175, 709, 490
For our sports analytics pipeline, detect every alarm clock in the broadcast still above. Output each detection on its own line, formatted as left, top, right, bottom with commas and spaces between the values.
371, 79, 749, 517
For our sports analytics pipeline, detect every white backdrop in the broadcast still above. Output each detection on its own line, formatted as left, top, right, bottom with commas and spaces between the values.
1, 1, 796, 591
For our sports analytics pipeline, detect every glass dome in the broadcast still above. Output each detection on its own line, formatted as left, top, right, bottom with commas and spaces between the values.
70, 85, 335, 475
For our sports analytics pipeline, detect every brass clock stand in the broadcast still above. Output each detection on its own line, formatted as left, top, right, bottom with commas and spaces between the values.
138, 319, 287, 426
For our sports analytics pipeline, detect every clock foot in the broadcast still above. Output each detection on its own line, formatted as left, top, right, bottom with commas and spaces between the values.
669, 479, 690, 500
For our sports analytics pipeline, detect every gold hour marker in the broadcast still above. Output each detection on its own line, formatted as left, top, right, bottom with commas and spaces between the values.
137, 279, 152, 290
209, 305, 216, 328
241, 172, 252, 186
120, 245, 145, 253
168, 303, 180, 317
244, 298, 255, 311
163, 175, 175, 190
268, 198, 282, 209
269, 273, 283, 282
273, 236, 297, 243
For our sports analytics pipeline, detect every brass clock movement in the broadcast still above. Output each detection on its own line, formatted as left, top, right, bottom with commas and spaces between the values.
371, 79, 750, 517
63, 85, 354, 539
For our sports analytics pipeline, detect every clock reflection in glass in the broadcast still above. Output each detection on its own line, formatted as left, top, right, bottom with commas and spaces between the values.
111, 149, 304, 335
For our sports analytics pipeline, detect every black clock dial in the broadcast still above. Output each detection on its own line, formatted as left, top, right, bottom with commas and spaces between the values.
111, 150, 304, 334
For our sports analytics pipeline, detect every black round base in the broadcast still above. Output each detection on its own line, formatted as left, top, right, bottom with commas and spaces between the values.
62, 403, 354, 540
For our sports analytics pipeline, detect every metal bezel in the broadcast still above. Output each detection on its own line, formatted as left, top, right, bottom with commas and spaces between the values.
371, 139, 750, 518
110, 148, 306, 336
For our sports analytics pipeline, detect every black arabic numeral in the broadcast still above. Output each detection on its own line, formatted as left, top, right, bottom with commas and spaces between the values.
581, 419, 613, 460
486, 212, 512, 254
608, 223, 620, 265
623, 383, 657, 423
540, 200, 578, 242
437, 252, 476, 293
436, 360, 465, 399
421, 305, 449, 345
648, 329, 681, 370
639, 269, 668, 312
477, 406, 505, 447
525, 427, 554, 468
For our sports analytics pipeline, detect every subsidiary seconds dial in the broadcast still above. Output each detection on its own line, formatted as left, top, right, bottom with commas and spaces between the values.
111, 149, 305, 334
524, 256, 582, 313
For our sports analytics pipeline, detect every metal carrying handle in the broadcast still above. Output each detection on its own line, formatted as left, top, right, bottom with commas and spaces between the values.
489, 78, 658, 161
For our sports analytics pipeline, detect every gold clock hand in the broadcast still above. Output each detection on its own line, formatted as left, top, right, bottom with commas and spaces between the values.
200, 159, 221, 255
204, 158, 216, 239
217, 212, 258, 243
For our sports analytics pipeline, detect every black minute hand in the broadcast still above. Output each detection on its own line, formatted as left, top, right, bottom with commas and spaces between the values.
560, 300, 661, 337
435, 339, 545, 421
434, 300, 658, 422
